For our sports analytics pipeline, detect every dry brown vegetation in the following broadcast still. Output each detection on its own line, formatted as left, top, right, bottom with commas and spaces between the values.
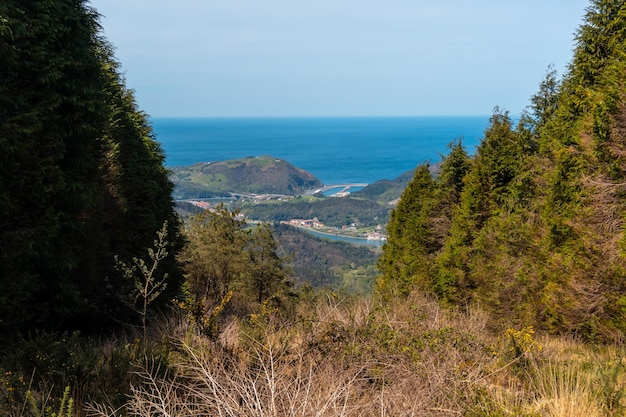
74, 291, 625, 417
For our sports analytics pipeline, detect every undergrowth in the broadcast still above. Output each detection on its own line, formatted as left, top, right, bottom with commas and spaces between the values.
3, 290, 624, 416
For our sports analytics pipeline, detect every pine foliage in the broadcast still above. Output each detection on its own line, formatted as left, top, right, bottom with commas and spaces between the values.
379, 0, 626, 340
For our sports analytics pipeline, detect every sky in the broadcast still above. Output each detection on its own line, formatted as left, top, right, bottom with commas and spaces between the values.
89, 0, 590, 118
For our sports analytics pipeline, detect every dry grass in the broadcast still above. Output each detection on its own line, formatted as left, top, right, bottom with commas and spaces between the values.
85, 292, 492, 416
80, 292, 626, 417
88, 339, 376, 417
531, 361, 602, 417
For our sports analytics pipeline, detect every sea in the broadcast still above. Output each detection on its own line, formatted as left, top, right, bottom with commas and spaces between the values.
151, 116, 491, 186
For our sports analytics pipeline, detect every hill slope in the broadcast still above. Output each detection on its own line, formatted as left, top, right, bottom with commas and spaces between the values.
272, 224, 380, 292
170, 156, 323, 198
351, 169, 414, 203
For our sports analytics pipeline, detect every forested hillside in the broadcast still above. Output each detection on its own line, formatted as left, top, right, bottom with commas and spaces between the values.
0, 0, 183, 334
351, 168, 415, 203
379, 0, 626, 341
240, 195, 389, 227
272, 223, 380, 292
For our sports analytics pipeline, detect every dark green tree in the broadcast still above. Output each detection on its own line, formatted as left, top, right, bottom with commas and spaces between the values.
571, 0, 626, 89
518, 65, 560, 155
0, 0, 108, 332
373, 0, 626, 338
181, 206, 247, 313
463, 109, 527, 217
377, 164, 437, 297
433, 109, 527, 303
0, 1, 184, 335
528, 66, 560, 132
98, 42, 184, 317
437, 138, 471, 209
244, 224, 293, 305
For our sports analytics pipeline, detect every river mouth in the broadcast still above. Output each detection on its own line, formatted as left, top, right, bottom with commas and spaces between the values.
307, 183, 368, 197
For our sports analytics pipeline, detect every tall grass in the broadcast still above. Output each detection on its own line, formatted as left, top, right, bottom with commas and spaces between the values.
531, 361, 602, 417
86, 292, 495, 416
5, 291, 625, 416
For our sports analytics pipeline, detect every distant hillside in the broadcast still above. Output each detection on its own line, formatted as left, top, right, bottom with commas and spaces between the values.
272, 224, 380, 293
240, 195, 389, 228
170, 156, 323, 198
352, 164, 444, 204
352, 169, 415, 203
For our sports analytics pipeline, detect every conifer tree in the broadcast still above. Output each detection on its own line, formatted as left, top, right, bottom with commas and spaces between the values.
377, 164, 436, 297
432, 110, 527, 303
244, 223, 292, 305
0, 1, 184, 334
528, 67, 560, 129
180, 206, 248, 324
98, 42, 184, 316
375, 0, 626, 338
437, 138, 471, 213
538, 0, 626, 336
572, 0, 626, 89
0, 0, 108, 332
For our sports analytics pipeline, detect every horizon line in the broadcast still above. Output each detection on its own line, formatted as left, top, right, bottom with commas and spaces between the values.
150, 114, 498, 120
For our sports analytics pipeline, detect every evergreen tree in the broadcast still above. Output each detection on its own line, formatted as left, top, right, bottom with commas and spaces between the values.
0, 1, 184, 335
180, 206, 248, 322
377, 142, 471, 299
244, 223, 293, 305
377, 164, 437, 297
432, 109, 528, 303
518, 65, 560, 154
374, 0, 626, 338
0, 0, 108, 332
437, 138, 471, 212
528, 66, 561, 132
571, 0, 626, 89
98, 42, 184, 318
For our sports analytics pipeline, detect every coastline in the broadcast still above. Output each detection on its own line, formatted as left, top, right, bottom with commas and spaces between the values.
154, 116, 488, 184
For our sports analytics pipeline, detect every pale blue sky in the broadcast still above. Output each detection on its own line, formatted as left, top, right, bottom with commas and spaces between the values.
89, 1, 589, 118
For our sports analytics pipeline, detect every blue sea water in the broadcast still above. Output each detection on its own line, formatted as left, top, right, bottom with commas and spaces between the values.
152, 116, 491, 185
